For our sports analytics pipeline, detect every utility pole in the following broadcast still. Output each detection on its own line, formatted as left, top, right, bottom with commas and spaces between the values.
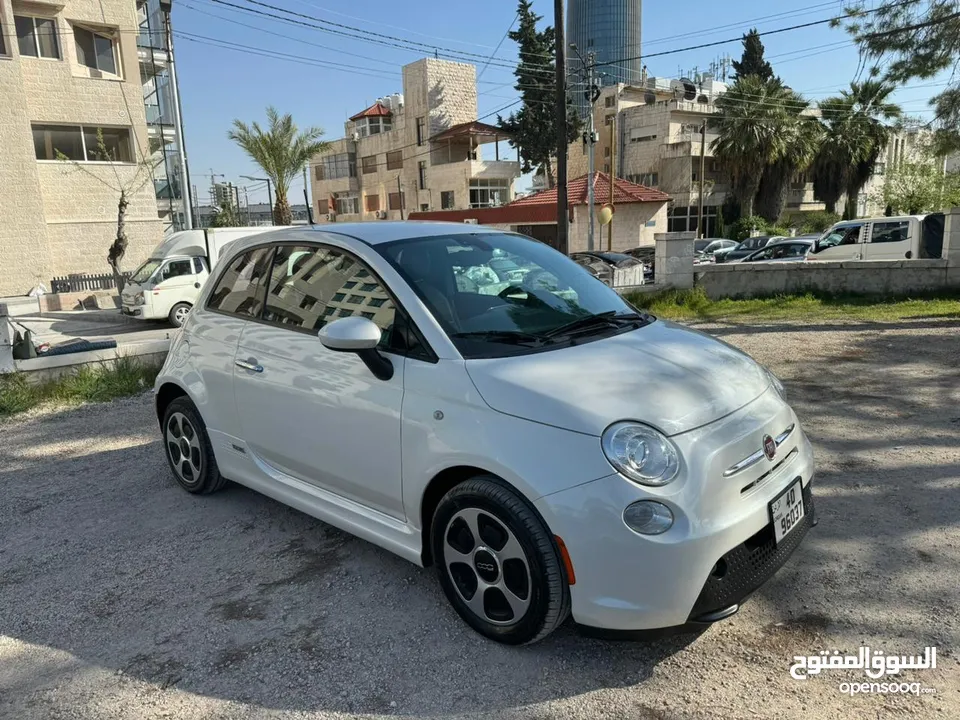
698, 120, 707, 239
232, 183, 242, 226
609, 113, 615, 251
586, 52, 596, 252
554, 0, 569, 255
397, 175, 404, 220
302, 166, 314, 224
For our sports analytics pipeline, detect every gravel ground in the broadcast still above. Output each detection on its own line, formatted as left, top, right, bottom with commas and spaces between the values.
1, 318, 958, 719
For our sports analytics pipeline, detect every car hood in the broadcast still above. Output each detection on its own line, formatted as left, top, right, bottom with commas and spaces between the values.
121, 282, 144, 300
464, 320, 771, 437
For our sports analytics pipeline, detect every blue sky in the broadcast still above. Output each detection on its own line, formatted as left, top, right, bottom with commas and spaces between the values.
172, 0, 943, 205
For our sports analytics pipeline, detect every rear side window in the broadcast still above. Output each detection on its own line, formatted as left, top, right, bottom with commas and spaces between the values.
207, 247, 273, 317
870, 220, 909, 243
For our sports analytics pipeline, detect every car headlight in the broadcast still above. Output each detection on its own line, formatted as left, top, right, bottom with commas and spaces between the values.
133, 292, 145, 306
601, 422, 680, 486
764, 366, 786, 401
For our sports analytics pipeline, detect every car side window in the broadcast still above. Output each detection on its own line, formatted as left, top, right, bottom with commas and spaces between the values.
749, 247, 774, 261
838, 225, 862, 245
261, 244, 402, 352
163, 259, 193, 279
870, 220, 909, 243
207, 247, 273, 318
193, 257, 205, 274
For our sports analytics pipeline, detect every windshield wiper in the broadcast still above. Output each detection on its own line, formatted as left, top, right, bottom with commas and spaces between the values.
451, 330, 547, 345
542, 311, 646, 339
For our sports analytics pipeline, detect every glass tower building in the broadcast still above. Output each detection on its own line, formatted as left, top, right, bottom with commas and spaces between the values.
567, 0, 642, 116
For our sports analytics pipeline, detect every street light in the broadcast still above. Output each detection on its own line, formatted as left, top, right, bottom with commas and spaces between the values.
240, 175, 274, 225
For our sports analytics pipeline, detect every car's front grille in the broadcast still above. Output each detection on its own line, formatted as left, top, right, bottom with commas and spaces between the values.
688, 482, 814, 620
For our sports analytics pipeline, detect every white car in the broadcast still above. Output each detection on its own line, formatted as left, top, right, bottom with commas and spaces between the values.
154, 223, 816, 644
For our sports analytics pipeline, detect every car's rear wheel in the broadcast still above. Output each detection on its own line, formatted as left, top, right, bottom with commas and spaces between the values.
162, 397, 226, 494
431, 476, 570, 645
168, 302, 192, 328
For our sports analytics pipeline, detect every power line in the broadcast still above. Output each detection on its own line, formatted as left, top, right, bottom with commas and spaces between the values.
478, 12, 518, 82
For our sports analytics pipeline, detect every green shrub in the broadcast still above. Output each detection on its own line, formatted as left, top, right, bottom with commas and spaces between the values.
0, 373, 41, 416
796, 211, 840, 234
729, 215, 770, 242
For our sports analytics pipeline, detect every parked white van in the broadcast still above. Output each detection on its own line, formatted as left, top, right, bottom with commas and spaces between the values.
121, 227, 288, 326
809, 213, 945, 262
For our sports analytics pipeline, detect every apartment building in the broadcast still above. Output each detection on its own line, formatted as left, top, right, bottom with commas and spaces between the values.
568, 74, 827, 237
309, 58, 521, 224
0, 0, 189, 296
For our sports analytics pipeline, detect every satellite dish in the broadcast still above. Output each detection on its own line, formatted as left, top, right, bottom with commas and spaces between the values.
679, 78, 697, 101
697, 94, 709, 104
644, 92, 656, 105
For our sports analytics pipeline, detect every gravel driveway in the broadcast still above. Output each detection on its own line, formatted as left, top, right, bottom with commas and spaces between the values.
2, 319, 958, 719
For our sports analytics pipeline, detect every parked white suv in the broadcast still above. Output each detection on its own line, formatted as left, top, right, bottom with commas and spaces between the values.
154, 223, 816, 644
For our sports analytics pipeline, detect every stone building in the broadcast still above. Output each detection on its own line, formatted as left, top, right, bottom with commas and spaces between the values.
0, 0, 188, 296
309, 58, 521, 225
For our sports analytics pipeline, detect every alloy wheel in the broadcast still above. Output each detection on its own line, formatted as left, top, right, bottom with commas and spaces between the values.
443, 508, 532, 625
166, 411, 203, 484
173, 305, 190, 326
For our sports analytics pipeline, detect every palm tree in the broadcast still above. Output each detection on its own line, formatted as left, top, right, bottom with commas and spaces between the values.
228, 107, 329, 225
843, 80, 901, 218
812, 81, 900, 218
755, 90, 822, 222
711, 76, 796, 218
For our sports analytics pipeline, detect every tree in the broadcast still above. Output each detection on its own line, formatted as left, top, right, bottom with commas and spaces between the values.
711, 76, 797, 218
228, 107, 328, 225
840, 1, 960, 152
208, 198, 241, 228
56, 129, 155, 293
872, 142, 960, 214
755, 91, 821, 222
731, 28, 775, 82
811, 81, 900, 217
498, 0, 580, 188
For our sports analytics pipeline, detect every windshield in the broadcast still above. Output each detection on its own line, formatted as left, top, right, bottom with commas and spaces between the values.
694, 239, 710, 253
130, 259, 162, 284
377, 232, 650, 358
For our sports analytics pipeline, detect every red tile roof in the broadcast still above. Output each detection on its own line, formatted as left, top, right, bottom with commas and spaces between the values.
349, 102, 392, 121
510, 172, 671, 206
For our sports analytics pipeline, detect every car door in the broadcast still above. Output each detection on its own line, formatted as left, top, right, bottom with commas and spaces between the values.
232, 243, 407, 520
189, 245, 274, 441
153, 258, 200, 317
864, 219, 913, 260
810, 223, 865, 261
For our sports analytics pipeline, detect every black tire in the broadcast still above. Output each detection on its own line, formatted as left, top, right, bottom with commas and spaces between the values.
431, 476, 570, 645
161, 397, 227, 494
168, 302, 192, 328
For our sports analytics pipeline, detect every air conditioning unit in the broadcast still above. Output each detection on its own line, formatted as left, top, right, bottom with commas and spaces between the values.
326, 213, 336, 222
463, 218, 479, 224
351, 132, 360, 142
376, 210, 387, 219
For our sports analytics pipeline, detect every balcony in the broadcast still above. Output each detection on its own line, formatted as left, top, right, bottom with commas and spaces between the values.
661, 139, 716, 159
466, 159, 520, 180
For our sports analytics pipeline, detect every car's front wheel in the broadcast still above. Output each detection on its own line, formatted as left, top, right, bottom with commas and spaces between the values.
432, 476, 570, 644
168, 302, 192, 328
162, 397, 226, 494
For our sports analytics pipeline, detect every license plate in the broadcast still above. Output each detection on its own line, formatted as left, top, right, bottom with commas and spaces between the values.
770, 478, 804, 544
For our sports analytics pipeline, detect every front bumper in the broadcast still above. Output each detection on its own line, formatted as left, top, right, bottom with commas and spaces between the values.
121, 305, 141, 317
534, 390, 816, 632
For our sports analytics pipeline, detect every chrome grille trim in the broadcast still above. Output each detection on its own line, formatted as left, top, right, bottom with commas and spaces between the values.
723, 424, 797, 478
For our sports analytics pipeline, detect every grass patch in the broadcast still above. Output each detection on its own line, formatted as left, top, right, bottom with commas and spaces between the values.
624, 286, 960, 323
0, 356, 161, 418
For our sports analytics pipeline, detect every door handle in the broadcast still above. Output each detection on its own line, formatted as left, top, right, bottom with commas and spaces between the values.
235, 358, 263, 373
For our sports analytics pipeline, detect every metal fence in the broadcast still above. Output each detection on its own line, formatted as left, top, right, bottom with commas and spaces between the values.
49, 272, 131, 294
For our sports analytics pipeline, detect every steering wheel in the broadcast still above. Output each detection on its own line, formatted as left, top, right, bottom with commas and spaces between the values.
497, 284, 527, 299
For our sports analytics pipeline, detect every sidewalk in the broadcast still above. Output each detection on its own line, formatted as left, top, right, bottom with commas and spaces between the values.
10, 309, 173, 348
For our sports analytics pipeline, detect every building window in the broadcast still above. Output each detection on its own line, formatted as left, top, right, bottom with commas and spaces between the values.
317, 199, 329, 214
441, 191, 455, 209
333, 192, 359, 215
317, 152, 356, 180
667, 204, 719, 234
418, 161, 427, 190
604, 114, 615, 126
355, 116, 392, 137
416, 117, 425, 146
361, 155, 377, 174
469, 178, 509, 208
603, 163, 610, 173
15, 15, 60, 59
630, 133, 657, 143
32, 124, 132, 162
73, 25, 118, 75
627, 172, 658, 187
364, 194, 379, 212
386, 150, 403, 170
388, 192, 404, 211
0, 20, 7, 56
420, 203, 428, 212
604, 95, 616, 108
604, 146, 610, 158
314, 165, 323, 181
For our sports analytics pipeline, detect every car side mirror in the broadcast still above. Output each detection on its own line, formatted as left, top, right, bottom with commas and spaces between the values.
318, 316, 393, 380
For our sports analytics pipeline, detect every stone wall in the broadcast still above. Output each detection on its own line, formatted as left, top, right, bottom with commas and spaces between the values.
697, 258, 960, 299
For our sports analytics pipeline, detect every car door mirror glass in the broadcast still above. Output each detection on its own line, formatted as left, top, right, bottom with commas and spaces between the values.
318, 316, 382, 351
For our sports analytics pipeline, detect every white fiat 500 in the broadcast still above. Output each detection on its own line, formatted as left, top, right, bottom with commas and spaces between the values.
155, 223, 815, 644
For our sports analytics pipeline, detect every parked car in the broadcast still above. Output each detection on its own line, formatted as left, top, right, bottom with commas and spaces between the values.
808, 214, 945, 261
715, 235, 784, 263
739, 239, 815, 263
695, 239, 738, 263
155, 223, 816, 645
